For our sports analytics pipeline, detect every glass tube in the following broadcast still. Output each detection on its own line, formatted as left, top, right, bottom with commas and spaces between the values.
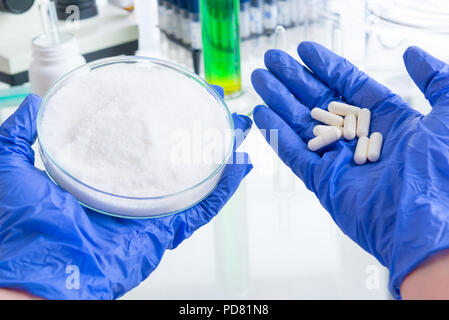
158, 0, 166, 32
263, 0, 277, 33
250, 0, 263, 35
174, 0, 183, 40
180, 0, 191, 45
277, 0, 291, 27
188, 0, 202, 74
200, 0, 242, 96
165, 0, 174, 37
188, 0, 202, 50
240, 0, 251, 39
273, 25, 286, 50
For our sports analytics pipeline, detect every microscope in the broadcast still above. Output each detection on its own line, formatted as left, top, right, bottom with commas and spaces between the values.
0, 0, 138, 86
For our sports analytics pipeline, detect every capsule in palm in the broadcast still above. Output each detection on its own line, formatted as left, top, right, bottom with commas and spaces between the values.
308, 126, 342, 151
356, 108, 371, 137
343, 113, 356, 140
354, 136, 369, 165
311, 108, 344, 127
313, 125, 344, 136
328, 101, 360, 117
367, 132, 383, 162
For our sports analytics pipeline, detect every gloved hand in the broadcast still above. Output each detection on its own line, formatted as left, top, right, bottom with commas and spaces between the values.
251, 41, 449, 299
0, 89, 252, 300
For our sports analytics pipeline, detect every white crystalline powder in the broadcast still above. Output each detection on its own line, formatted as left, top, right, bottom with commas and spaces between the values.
40, 63, 231, 197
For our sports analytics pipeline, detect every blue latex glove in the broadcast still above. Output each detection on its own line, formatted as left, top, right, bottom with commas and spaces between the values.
0, 90, 252, 299
251, 41, 449, 299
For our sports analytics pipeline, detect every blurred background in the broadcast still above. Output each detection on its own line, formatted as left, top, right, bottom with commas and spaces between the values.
2, 0, 448, 299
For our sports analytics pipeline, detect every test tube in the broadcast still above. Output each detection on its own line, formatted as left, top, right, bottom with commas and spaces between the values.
39, 0, 60, 44
273, 25, 286, 50
165, 0, 174, 37
188, 0, 201, 50
263, 0, 277, 33
158, 0, 166, 32
200, 0, 241, 96
294, 0, 305, 25
330, 12, 342, 55
157, 0, 170, 59
250, 0, 263, 36
174, 0, 183, 41
240, 0, 251, 40
289, 0, 298, 26
277, 0, 291, 27
307, 0, 322, 24
187, 0, 202, 74
179, 0, 191, 45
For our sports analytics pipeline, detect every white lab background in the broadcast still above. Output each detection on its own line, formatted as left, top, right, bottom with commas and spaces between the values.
4, 0, 445, 299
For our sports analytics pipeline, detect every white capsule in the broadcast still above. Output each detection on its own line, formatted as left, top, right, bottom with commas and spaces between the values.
308, 126, 342, 151
356, 108, 371, 137
328, 101, 361, 117
354, 136, 369, 165
343, 113, 357, 140
311, 108, 344, 127
367, 132, 383, 162
313, 125, 344, 136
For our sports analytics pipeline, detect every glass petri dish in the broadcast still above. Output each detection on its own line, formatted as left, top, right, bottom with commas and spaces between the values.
367, 0, 449, 33
37, 56, 235, 219
365, 0, 449, 113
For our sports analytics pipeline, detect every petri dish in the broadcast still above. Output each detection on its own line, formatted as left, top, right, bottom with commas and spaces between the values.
37, 56, 235, 219
365, 0, 449, 113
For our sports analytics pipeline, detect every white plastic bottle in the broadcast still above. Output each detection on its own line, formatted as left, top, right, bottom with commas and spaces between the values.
29, 33, 86, 97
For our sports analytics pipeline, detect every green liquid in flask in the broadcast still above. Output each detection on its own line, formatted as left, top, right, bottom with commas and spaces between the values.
200, 0, 241, 96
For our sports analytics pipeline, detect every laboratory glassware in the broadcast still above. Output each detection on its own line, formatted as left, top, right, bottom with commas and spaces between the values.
365, 0, 449, 112
165, 0, 175, 36
273, 25, 286, 50
188, 0, 202, 74
262, 0, 277, 33
277, 0, 290, 27
200, 0, 242, 96
240, 0, 251, 39
174, 0, 183, 41
37, 56, 235, 218
250, 0, 263, 35
179, 0, 191, 45
158, 0, 166, 32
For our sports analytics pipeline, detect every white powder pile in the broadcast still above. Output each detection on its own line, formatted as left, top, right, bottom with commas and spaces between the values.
41, 63, 232, 197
